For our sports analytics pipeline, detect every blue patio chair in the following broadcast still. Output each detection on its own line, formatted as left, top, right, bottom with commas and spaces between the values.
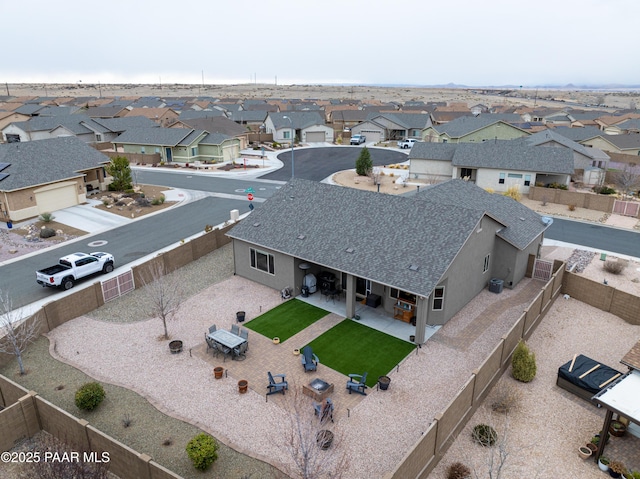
346, 372, 368, 395
301, 345, 319, 372
313, 398, 334, 424
267, 372, 288, 395
231, 324, 240, 335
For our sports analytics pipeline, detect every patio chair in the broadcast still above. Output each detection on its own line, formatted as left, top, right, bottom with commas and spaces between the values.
219, 344, 232, 362
301, 345, 319, 372
267, 372, 288, 395
233, 341, 248, 360
205, 336, 218, 356
240, 329, 249, 350
346, 372, 368, 395
208, 324, 217, 334
313, 398, 334, 424
231, 324, 240, 335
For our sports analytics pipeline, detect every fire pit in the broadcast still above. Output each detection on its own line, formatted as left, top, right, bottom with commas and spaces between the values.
302, 378, 334, 402
169, 340, 183, 354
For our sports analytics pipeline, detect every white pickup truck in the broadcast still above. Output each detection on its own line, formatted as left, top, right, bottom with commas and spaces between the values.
36, 252, 115, 290
350, 134, 366, 145
397, 138, 418, 149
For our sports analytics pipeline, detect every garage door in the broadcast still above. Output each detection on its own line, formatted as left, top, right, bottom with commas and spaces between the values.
35, 184, 78, 214
306, 131, 326, 142
360, 129, 383, 143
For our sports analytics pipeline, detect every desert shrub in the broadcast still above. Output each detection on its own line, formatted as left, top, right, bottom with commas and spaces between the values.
511, 340, 537, 382
447, 461, 471, 479
568, 203, 576, 211
490, 381, 522, 413
593, 185, 616, 195
38, 212, 55, 223
39, 227, 56, 238
186, 433, 218, 471
484, 187, 495, 194
151, 194, 166, 205
75, 382, 105, 411
503, 185, 521, 201
272, 141, 281, 149
472, 424, 497, 446
547, 182, 568, 190
603, 259, 627, 275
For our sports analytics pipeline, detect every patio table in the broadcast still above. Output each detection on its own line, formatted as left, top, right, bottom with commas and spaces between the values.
207, 330, 246, 361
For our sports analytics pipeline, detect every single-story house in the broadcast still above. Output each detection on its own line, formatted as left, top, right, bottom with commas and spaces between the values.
350, 113, 431, 143
264, 112, 334, 144
227, 178, 550, 343
408, 140, 574, 193
422, 115, 531, 143
0, 136, 111, 223
112, 127, 241, 164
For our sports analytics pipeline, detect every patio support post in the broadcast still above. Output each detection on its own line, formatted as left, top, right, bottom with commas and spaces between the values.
344, 274, 357, 319
594, 408, 613, 462
414, 296, 428, 344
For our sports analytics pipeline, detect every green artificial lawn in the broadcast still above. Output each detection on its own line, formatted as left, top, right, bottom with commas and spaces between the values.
244, 298, 328, 342
306, 320, 416, 388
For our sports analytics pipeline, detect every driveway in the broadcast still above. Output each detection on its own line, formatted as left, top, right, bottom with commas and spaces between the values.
262, 146, 409, 182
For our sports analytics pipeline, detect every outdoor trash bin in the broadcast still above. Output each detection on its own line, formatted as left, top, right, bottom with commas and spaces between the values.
236, 311, 245, 322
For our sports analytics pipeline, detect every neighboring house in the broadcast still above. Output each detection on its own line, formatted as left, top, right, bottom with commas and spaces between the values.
84, 105, 131, 119
350, 113, 431, 143
422, 115, 530, 143
524, 129, 610, 183
112, 127, 240, 164
0, 111, 31, 141
170, 116, 250, 148
0, 136, 111, 223
227, 178, 550, 343
409, 140, 574, 192
264, 112, 333, 144
2, 114, 105, 143
124, 107, 179, 127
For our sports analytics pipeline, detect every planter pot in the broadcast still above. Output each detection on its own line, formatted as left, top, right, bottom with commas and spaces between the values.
609, 422, 626, 437
238, 380, 248, 394
236, 311, 245, 323
169, 340, 183, 354
578, 446, 592, 459
409, 335, 416, 342
293, 349, 300, 356
598, 458, 610, 472
609, 471, 622, 479
378, 376, 391, 391
316, 430, 334, 450
585, 442, 597, 453
214, 367, 224, 379
272, 337, 280, 344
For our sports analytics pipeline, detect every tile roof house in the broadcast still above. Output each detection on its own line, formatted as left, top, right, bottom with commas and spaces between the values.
226, 178, 549, 343
0, 136, 111, 223
408, 140, 574, 192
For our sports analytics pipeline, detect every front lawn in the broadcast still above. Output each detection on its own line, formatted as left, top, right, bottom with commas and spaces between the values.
244, 298, 328, 342
306, 320, 415, 388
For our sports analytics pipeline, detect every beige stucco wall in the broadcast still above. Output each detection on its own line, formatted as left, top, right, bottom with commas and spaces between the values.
409, 159, 454, 181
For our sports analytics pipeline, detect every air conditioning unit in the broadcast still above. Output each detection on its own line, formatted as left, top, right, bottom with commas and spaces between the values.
489, 278, 504, 294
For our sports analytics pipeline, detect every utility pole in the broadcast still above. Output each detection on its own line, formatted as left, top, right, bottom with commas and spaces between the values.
5, 82, 10, 96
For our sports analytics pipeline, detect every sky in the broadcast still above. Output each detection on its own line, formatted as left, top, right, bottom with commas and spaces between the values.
3, 0, 640, 87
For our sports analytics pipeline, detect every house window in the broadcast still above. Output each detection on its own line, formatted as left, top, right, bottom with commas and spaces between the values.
140, 147, 145, 154
250, 248, 275, 274
483, 254, 490, 273
283, 130, 291, 139
96, 134, 102, 142
432, 287, 445, 311
191, 147, 198, 156
155, 147, 160, 154
460, 168, 473, 179
524, 175, 531, 186
499, 173, 505, 184
508, 173, 522, 179
389, 288, 416, 304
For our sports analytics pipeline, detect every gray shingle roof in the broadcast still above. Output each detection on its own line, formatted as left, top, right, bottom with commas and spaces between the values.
525, 129, 610, 161
269, 111, 325, 129
409, 142, 458, 160
552, 126, 603, 142
113, 127, 194, 146
451, 141, 575, 175
0, 136, 110, 191
433, 115, 528, 138
92, 116, 159, 132
227, 178, 546, 297
9, 114, 99, 135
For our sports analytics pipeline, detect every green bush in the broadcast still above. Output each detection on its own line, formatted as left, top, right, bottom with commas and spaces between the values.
511, 340, 537, 382
39, 227, 56, 239
472, 424, 497, 446
593, 185, 616, 195
355, 146, 372, 176
151, 195, 166, 205
38, 212, 55, 223
75, 382, 105, 411
186, 433, 218, 471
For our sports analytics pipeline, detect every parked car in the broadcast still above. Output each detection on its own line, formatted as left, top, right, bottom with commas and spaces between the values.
350, 135, 366, 145
397, 138, 418, 149
36, 252, 115, 290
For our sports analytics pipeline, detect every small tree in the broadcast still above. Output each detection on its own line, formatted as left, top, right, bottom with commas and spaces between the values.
612, 164, 640, 199
511, 340, 536, 383
0, 289, 41, 375
106, 156, 133, 191
355, 146, 372, 176
139, 262, 185, 340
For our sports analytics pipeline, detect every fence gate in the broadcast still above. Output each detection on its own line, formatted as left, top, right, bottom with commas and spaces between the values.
102, 270, 135, 302
613, 200, 640, 217
533, 259, 553, 281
